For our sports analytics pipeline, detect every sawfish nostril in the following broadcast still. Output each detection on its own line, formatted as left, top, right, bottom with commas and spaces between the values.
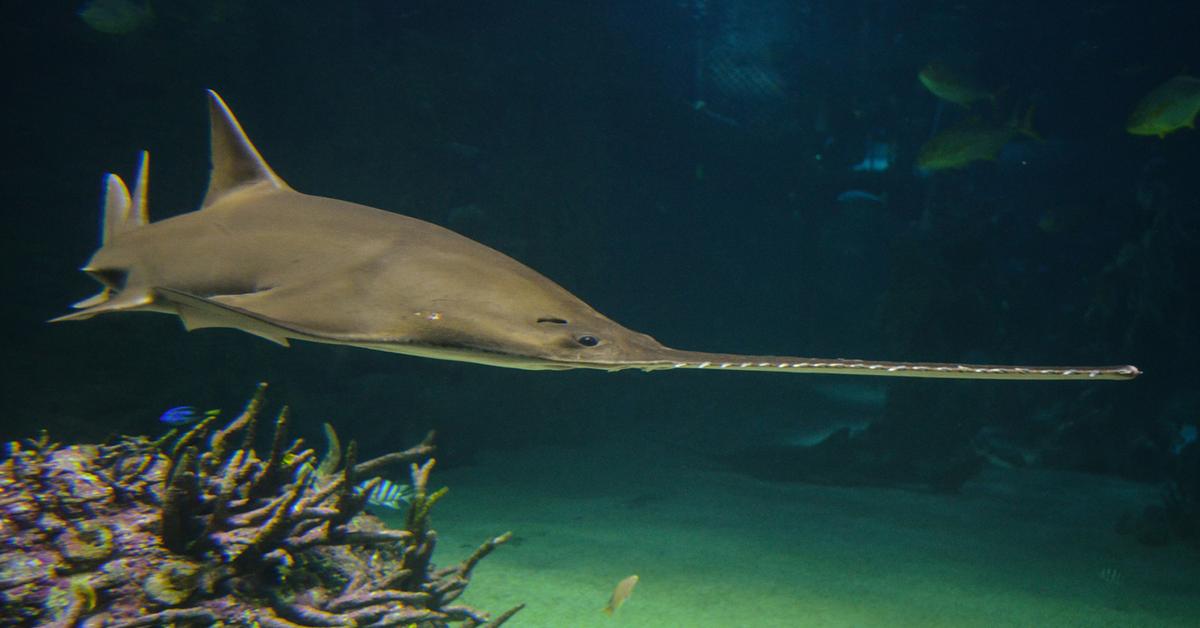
577, 335, 599, 347
537, 317, 568, 324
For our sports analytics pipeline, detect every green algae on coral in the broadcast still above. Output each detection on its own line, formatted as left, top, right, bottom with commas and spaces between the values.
143, 560, 200, 606
56, 521, 115, 566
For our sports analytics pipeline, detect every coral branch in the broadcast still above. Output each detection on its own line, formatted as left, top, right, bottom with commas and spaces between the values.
327, 589, 430, 612
106, 608, 218, 627
462, 531, 513, 579
204, 381, 267, 472
484, 604, 527, 627
160, 445, 200, 553
354, 431, 436, 478
248, 406, 292, 499
315, 422, 342, 478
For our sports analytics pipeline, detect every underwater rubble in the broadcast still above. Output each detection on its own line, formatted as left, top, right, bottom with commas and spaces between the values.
0, 383, 522, 627
1117, 439, 1200, 550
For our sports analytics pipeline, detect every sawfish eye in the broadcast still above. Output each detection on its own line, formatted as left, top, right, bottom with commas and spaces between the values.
577, 335, 599, 347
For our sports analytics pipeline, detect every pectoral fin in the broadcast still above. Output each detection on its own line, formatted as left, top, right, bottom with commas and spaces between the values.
155, 287, 294, 347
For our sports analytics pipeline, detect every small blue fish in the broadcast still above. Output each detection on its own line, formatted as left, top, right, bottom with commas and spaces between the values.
355, 478, 413, 510
158, 406, 220, 425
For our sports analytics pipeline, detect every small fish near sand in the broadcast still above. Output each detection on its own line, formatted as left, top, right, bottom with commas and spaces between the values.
158, 405, 220, 425
1126, 74, 1200, 138
603, 574, 639, 616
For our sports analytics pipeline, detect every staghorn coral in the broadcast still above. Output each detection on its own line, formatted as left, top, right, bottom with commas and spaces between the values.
0, 383, 522, 627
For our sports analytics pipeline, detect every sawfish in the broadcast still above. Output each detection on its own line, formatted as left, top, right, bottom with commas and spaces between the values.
54, 91, 1139, 382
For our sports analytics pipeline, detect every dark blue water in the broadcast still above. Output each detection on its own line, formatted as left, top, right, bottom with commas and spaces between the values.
2, 0, 1197, 566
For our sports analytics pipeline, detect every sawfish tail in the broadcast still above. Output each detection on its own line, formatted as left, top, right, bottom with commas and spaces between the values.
50, 152, 155, 321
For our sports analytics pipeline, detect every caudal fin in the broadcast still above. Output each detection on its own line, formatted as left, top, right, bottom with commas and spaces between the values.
56, 153, 153, 317
51, 152, 153, 320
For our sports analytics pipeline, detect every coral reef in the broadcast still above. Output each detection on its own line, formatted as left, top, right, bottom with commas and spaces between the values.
0, 383, 522, 627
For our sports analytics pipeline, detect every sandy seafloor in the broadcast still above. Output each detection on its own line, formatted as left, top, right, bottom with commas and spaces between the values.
375, 437, 1200, 627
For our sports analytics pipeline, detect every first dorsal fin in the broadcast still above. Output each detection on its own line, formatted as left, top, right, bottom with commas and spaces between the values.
202, 90, 291, 208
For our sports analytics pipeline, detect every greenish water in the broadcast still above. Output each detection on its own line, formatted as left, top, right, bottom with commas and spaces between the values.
3, 2, 1198, 626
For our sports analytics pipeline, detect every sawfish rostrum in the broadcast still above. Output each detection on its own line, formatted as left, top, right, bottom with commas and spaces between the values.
54, 91, 1139, 382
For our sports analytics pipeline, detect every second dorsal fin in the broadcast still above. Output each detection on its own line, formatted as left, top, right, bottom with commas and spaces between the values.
202, 90, 291, 208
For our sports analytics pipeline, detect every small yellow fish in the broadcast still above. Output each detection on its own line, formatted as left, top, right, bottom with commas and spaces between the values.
1037, 209, 1062, 234
918, 63, 995, 107
1036, 203, 1087, 235
77, 0, 154, 35
917, 107, 1038, 171
603, 574, 639, 616
1126, 75, 1200, 138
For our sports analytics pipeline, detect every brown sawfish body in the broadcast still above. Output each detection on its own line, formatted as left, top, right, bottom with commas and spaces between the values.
53, 91, 1139, 382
